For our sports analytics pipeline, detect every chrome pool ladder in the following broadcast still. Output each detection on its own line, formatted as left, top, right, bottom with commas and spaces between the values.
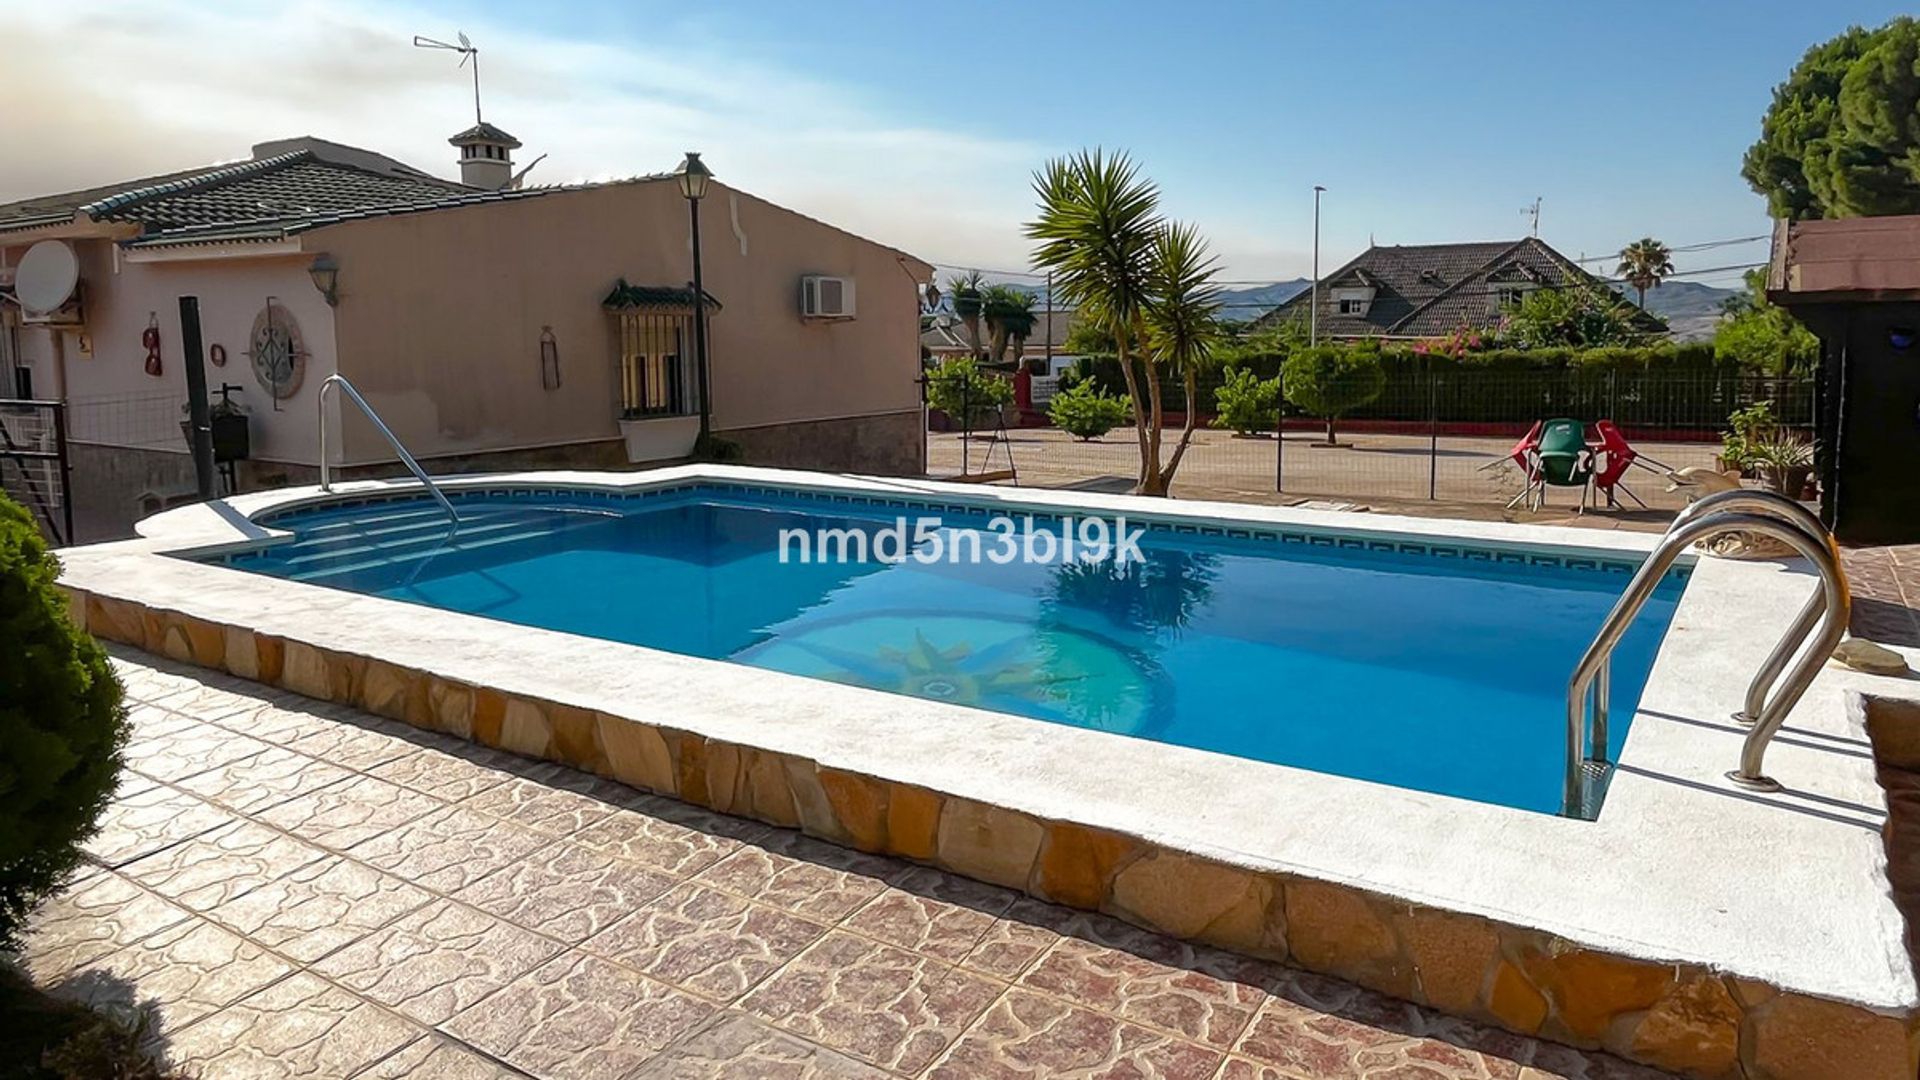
1561, 487, 1850, 817
316, 374, 460, 525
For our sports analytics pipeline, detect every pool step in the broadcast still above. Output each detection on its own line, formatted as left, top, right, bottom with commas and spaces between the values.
273, 512, 561, 570
283, 511, 614, 583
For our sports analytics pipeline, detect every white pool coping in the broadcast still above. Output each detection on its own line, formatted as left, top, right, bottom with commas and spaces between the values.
61, 464, 1920, 1015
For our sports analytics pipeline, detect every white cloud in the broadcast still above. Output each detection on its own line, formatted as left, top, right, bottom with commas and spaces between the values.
0, 0, 1045, 270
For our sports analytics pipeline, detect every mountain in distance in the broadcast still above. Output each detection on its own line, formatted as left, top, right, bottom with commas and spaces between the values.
1607, 280, 1736, 342
1217, 280, 1311, 323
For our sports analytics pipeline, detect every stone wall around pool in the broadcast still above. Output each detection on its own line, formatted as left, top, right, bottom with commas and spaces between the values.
64, 585, 1920, 1080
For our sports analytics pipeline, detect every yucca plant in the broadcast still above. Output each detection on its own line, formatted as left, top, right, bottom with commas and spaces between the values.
945, 271, 986, 359
981, 285, 1037, 366
1142, 220, 1225, 484
1028, 150, 1223, 495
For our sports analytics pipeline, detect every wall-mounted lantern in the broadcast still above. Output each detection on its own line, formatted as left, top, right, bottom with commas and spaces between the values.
308, 253, 340, 306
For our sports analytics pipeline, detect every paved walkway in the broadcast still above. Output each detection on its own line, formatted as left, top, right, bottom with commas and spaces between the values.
13, 648, 1674, 1080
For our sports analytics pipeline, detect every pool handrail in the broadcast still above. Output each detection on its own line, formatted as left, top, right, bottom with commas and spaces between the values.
317, 374, 459, 525
1562, 500, 1848, 816
1664, 489, 1840, 729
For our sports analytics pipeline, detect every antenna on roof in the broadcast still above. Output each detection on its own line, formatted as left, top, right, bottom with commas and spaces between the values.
1522, 197, 1542, 238
414, 31, 483, 125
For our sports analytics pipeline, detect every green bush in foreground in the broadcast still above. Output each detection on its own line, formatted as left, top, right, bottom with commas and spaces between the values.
0, 494, 127, 949
1048, 380, 1131, 440
1210, 366, 1280, 435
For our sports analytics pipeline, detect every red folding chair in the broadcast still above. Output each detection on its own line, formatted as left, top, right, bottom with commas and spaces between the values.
1591, 420, 1675, 509
1479, 421, 1544, 509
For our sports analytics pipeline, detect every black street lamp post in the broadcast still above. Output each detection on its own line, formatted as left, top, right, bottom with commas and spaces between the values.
676, 152, 714, 445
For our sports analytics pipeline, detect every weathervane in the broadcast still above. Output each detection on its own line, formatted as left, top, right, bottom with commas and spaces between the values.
413, 31, 484, 124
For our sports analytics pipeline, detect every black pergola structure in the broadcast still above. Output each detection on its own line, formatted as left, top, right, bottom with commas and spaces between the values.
1769, 215, 1920, 545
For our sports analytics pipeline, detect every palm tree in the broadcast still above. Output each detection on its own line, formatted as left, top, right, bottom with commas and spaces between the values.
1142, 221, 1224, 487
982, 286, 1038, 366
946, 271, 986, 359
1617, 238, 1675, 309
1027, 150, 1163, 493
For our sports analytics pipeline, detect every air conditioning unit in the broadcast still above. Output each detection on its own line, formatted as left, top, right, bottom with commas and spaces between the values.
800, 275, 856, 319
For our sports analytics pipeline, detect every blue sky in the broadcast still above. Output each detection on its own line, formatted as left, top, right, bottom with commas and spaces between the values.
8, 1, 1911, 286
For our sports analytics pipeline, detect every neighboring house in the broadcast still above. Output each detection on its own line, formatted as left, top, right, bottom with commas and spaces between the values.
921, 304, 1081, 373
1252, 237, 1665, 340
0, 126, 931, 541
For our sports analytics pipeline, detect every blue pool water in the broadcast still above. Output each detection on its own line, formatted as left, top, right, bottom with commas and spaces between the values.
208, 485, 1687, 815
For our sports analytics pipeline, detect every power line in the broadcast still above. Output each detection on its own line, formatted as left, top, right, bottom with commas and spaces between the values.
1572, 234, 1769, 264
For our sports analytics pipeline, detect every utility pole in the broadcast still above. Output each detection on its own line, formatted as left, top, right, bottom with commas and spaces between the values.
1043, 272, 1053, 372
1310, 185, 1326, 347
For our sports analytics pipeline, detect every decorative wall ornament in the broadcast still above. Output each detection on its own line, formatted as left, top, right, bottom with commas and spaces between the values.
245, 299, 308, 402
209, 343, 227, 367
539, 326, 561, 390
142, 313, 162, 377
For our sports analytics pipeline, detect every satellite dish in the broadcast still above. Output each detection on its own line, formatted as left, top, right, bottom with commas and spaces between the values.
16, 240, 79, 315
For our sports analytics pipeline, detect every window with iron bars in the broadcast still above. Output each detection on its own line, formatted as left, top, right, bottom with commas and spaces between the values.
615, 312, 700, 418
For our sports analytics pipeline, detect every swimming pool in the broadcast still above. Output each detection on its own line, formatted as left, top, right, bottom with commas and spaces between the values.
206, 483, 1687, 816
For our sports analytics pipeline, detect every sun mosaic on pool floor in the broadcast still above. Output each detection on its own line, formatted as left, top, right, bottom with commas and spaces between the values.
10, 645, 1678, 1079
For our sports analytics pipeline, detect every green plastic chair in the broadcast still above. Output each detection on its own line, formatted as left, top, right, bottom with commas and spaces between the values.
1529, 418, 1595, 511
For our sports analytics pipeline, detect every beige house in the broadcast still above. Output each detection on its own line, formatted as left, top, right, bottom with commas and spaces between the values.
0, 129, 932, 541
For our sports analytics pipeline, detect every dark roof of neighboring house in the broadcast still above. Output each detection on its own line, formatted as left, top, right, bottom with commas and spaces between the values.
1253, 237, 1664, 338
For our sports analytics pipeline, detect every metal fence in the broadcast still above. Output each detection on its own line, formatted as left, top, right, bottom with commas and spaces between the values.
0, 399, 73, 543
66, 389, 187, 451
928, 370, 1812, 513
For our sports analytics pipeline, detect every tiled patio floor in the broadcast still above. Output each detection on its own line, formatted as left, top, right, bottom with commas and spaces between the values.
1845, 543, 1920, 648
11, 647, 1677, 1080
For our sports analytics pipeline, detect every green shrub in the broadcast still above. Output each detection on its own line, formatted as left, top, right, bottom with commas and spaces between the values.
927, 356, 1012, 429
0, 494, 127, 949
1210, 366, 1280, 435
1048, 381, 1131, 440
1282, 345, 1386, 444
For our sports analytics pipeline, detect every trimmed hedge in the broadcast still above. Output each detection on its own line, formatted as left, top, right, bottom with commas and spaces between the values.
1064, 341, 1812, 429
0, 495, 128, 949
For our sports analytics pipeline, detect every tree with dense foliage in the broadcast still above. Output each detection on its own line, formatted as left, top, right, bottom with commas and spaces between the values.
926, 355, 1011, 429
945, 271, 987, 359
1714, 270, 1821, 376
1028, 150, 1224, 495
1048, 380, 1131, 440
1742, 18, 1920, 219
1210, 366, 1281, 435
1617, 238, 1675, 309
1281, 344, 1386, 445
1501, 284, 1656, 348
981, 285, 1038, 365
0, 495, 127, 949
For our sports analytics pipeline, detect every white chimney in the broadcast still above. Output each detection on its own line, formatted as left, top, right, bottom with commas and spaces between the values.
448, 122, 520, 190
